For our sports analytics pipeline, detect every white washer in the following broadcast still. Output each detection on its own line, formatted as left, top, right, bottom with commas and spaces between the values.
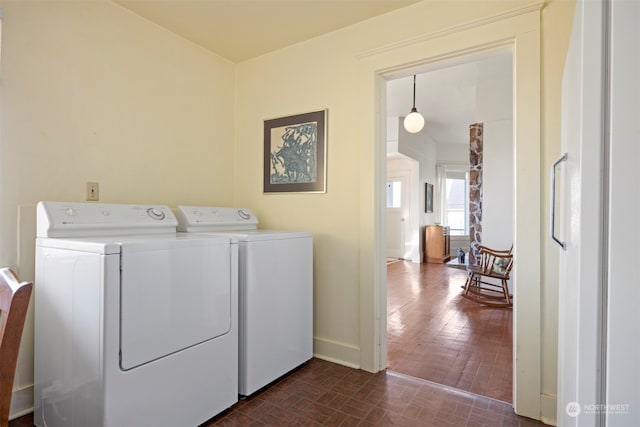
177, 206, 313, 397
34, 202, 238, 427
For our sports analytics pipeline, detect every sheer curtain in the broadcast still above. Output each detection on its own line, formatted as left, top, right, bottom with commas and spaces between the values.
435, 163, 469, 228
435, 164, 447, 225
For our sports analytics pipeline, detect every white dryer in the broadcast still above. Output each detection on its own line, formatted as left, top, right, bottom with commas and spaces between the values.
177, 206, 313, 397
34, 202, 238, 427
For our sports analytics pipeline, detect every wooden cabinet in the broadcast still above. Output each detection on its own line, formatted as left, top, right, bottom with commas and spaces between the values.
425, 225, 451, 263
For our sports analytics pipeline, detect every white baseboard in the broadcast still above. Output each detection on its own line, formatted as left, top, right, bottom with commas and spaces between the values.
540, 393, 557, 426
313, 337, 360, 369
9, 384, 34, 421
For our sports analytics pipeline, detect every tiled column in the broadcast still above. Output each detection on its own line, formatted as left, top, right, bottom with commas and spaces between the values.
469, 123, 483, 265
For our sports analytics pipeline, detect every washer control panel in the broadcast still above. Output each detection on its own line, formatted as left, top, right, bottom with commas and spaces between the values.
37, 201, 177, 237
177, 206, 258, 232
146, 207, 166, 221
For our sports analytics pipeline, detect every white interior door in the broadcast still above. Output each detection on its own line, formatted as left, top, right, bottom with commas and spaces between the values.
605, 1, 639, 424
558, 1, 640, 425
386, 177, 407, 259
556, 1, 605, 425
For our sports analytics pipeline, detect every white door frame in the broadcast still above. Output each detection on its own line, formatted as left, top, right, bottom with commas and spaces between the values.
357, 4, 543, 419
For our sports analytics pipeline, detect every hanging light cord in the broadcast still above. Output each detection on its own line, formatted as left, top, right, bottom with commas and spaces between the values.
404, 73, 424, 133
411, 75, 418, 112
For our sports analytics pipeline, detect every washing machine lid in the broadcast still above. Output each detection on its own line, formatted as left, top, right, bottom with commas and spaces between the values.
37, 201, 177, 238
197, 229, 312, 242
119, 237, 233, 370
36, 233, 225, 254
177, 206, 258, 232
35, 236, 123, 254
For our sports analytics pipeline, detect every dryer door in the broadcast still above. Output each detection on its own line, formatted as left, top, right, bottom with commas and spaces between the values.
119, 238, 231, 370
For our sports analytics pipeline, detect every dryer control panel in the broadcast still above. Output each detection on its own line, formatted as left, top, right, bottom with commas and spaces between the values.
177, 206, 258, 232
37, 201, 178, 238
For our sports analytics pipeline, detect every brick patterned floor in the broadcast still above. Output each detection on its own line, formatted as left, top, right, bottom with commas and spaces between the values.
204, 359, 542, 426
11, 361, 541, 427
387, 261, 513, 403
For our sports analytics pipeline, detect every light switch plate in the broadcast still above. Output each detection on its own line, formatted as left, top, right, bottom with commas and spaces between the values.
86, 182, 99, 201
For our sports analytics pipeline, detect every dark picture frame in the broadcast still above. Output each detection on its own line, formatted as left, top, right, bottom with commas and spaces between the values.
264, 109, 327, 193
425, 182, 434, 213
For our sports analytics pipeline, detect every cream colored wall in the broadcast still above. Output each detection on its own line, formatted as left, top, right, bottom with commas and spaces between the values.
235, 33, 365, 364
236, 0, 574, 422
0, 0, 235, 417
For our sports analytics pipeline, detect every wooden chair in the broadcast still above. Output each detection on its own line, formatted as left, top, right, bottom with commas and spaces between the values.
462, 245, 513, 307
0, 269, 33, 427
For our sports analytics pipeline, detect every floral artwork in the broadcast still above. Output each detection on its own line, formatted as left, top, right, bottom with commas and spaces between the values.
263, 110, 326, 193
270, 121, 318, 184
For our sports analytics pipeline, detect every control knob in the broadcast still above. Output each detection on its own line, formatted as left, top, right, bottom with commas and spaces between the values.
147, 207, 166, 220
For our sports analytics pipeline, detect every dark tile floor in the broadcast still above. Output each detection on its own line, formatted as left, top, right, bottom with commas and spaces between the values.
204, 359, 543, 426
12, 359, 544, 427
387, 261, 513, 403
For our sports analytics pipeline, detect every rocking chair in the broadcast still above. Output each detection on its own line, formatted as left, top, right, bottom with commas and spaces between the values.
462, 245, 513, 307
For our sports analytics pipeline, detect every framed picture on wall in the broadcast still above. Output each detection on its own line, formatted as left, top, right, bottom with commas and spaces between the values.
263, 109, 327, 193
425, 182, 434, 213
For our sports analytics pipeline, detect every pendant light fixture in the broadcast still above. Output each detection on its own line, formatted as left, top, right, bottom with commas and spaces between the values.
403, 74, 425, 133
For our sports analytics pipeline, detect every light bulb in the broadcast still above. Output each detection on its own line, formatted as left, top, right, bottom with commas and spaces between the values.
404, 110, 425, 133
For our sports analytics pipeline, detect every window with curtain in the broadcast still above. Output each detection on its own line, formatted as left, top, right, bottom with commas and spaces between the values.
436, 165, 469, 236
445, 174, 467, 235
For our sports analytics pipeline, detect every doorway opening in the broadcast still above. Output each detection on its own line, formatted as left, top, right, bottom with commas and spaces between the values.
384, 51, 515, 403
386, 155, 420, 263
359, 6, 542, 417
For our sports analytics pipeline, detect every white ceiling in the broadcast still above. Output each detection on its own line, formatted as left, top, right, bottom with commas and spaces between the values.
386, 51, 513, 145
114, 0, 420, 63
114, 0, 511, 146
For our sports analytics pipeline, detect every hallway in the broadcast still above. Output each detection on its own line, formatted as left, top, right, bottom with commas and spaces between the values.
387, 260, 512, 403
